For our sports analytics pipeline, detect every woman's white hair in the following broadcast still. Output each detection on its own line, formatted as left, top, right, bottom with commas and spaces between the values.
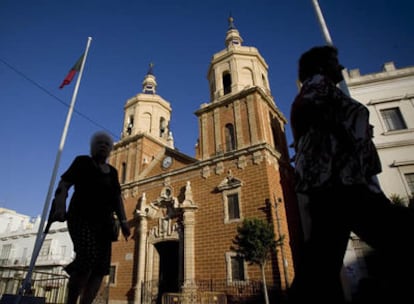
90, 131, 113, 151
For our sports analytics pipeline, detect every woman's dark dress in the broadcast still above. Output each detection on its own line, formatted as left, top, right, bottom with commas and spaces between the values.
61, 155, 121, 276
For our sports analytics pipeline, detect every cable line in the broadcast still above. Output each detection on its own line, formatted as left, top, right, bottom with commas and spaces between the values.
0, 56, 120, 140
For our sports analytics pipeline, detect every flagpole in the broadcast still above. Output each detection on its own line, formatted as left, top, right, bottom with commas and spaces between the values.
17, 36, 93, 297
311, 0, 350, 96
311, 0, 333, 45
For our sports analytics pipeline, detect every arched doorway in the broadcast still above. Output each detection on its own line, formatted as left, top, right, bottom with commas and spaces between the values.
155, 240, 180, 303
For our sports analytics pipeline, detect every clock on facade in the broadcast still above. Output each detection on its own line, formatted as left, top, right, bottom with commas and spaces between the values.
162, 156, 172, 168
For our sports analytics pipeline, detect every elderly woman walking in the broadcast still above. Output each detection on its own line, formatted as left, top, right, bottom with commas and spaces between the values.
50, 131, 130, 304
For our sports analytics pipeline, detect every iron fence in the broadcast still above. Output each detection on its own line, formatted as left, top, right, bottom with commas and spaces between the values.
1, 270, 279, 304
0, 266, 69, 304
0, 266, 110, 304
142, 279, 280, 304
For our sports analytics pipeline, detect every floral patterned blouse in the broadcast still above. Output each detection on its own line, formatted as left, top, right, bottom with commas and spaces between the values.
290, 74, 382, 194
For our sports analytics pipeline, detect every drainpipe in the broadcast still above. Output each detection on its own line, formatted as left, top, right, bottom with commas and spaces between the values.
273, 194, 289, 288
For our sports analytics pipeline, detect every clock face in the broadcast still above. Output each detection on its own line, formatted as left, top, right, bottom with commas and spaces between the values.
162, 156, 172, 168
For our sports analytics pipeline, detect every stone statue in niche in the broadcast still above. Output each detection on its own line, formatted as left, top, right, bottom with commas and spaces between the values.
153, 205, 180, 237
159, 207, 171, 236
154, 197, 179, 237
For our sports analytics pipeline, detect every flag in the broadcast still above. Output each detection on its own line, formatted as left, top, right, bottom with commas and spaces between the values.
59, 53, 84, 89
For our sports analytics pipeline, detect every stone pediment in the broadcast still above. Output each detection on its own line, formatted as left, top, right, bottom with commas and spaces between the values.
216, 170, 243, 191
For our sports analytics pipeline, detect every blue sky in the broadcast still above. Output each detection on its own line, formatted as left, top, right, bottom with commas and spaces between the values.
1, 0, 413, 217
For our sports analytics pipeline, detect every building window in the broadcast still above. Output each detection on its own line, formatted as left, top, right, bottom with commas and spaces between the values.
121, 162, 127, 184
223, 189, 242, 223
0, 244, 12, 265
39, 239, 52, 258
225, 124, 236, 152
223, 72, 232, 95
380, 108, 407, 131
227, 193, 240, 220
109, 265, 116, 285
262, 74, 267, 88
127, 115, 134, 135
144, 84, 154, 94
160, 117, 167, 137
226, 252, 246, 283
218, 171, 243, 223
405, 173, 414, 195
210, 72, 216, 101
231, 255, 245, 281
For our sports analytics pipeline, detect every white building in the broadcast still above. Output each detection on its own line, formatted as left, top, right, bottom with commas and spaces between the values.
342, 62, 414, 300
345, 62, 414, 202
0, 207, 73, 300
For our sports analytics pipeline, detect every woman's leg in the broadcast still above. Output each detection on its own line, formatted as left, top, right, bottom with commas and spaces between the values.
66, 271, 91, 304
348, 187, 414, 303
350, 187, 414, 253
289, 187, 350, 303
79, 274, 104, 304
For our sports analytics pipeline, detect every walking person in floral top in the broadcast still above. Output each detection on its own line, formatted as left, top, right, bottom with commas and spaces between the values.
287, 45, 414, 303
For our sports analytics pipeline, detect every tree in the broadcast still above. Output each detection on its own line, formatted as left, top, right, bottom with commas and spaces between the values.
232, 218, 284, 304
389, 193, 406, 207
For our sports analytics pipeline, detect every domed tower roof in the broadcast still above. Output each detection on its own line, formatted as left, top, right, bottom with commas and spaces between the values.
121, 63, 174, 148
142, 63, 157, 94
225, 15, 243, 48
206, 16, 271, 103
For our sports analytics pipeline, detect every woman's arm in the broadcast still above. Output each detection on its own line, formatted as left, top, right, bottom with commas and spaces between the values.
50, 179, 72, 222
115, 195, 131, 240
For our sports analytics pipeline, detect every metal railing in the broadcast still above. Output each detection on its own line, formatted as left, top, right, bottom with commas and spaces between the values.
0, 266, 110, 304
0, 266, 68, 304
141, 279, 279, 304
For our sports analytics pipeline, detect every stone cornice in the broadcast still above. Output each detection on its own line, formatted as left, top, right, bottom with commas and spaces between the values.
209, 46, 268, 70
114, 132, 166, 149
376, 138, 414, 149
345, 66, 414, 87
125, 93, 171, 111
121, 143, 286, 191
195, 86, 287, 124
367, 93, 414, 105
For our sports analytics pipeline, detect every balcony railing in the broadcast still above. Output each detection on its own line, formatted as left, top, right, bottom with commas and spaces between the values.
0, 255, 72, 268
0, 266, 69, 303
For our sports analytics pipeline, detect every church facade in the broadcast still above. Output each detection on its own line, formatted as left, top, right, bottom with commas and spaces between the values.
108, 17, 301, 304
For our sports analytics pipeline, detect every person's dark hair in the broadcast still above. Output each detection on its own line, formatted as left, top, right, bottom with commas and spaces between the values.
298, 45, 338, 83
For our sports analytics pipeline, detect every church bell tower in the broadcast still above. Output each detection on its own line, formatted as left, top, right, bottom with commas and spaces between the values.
110, 64, 175, 185
195, 16, 289, 162
121, 63, 174, 147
